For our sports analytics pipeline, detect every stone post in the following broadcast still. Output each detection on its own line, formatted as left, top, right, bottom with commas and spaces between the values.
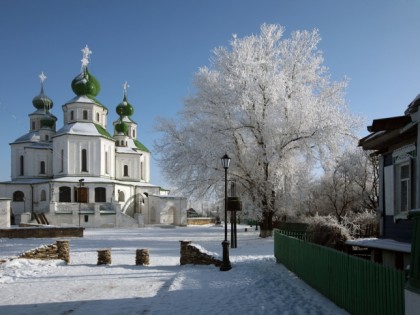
136, 249, 150, 266
97, 249, 112, 265
405, 210, 420, 315
56, 240, 70, 263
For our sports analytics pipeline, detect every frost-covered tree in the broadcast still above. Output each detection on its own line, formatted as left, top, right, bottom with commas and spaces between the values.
155, 24, 361, 237
309, 147, 378, 222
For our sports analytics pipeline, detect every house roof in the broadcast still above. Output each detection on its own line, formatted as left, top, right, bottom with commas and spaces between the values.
359, 115, 417, 152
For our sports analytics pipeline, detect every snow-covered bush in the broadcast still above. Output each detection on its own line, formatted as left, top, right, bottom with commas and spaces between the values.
304, 214, 351, 251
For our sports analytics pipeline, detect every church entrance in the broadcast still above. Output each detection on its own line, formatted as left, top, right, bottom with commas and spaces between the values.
76, 187, 88, 203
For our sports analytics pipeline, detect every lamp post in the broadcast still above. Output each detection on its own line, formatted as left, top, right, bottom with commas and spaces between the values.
220, 153, 232, 271
78, 178, 84, 227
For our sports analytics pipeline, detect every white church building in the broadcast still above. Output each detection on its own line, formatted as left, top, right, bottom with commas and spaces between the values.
0, 46, 187, 228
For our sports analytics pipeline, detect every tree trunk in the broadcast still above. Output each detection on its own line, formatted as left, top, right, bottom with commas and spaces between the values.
260, 210, 273, 238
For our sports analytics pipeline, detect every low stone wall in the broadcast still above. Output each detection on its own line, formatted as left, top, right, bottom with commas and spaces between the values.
187, 218, 215, 225
19, 240, 70, 263
0, 226, 84, 238
179, 240, 222, 267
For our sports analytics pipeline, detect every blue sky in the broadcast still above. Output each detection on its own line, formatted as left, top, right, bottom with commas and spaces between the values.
1, 0, 420, 188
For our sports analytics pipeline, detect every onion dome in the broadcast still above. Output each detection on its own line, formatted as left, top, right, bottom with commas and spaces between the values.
116, 94, 134, 116
71, 67, 100, 97
115, 121, 128, 134
32, 72, 53, 110
40, 114, 56, 128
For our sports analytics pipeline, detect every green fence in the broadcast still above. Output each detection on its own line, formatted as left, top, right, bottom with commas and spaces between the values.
274, 230, 406, 315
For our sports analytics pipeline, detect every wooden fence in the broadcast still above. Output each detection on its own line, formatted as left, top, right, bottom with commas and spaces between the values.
274, 230, 406, 315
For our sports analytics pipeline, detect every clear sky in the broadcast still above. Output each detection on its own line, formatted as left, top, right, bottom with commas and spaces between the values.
1, 0, 420, 188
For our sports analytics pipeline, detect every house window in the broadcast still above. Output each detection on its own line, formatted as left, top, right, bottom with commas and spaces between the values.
81, 149, 88, 172
13, 191, 24, 202
83, 110, 88, 120
40, 190, 46, 201
59, 186, 71, 202
20, 155, 24, 176
40, 161, 45, 174
70, 110, 74, 121
124, 165, 129, 177
398, 163, 411, 212
95, 187, 106, 202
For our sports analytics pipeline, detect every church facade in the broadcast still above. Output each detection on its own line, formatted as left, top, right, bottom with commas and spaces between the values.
0, 46, 187, 227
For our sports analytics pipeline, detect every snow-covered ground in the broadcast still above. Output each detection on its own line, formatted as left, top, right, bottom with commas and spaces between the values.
0, 225, 348, 315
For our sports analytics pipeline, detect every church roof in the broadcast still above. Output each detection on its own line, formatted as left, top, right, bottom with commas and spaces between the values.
55, 122, 113, 139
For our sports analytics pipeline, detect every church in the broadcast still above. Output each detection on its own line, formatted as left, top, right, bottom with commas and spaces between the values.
0, 46, 187, 228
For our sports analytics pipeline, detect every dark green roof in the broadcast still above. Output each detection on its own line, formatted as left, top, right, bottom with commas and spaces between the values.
94, 123, 113, 139
133, 139, 150, 152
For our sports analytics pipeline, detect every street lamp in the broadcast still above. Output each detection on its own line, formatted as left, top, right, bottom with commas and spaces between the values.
220, 153, 232, 271
78, 178, 84, 227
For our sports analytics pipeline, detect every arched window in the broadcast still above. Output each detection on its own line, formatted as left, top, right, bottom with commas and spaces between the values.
20, 155, 24, 176
70, 110, 74, 121
95, 187, 106, 202
59, 186, 71, 202
40, 190, 46, 201
105, 152, 108, 174
133, 129, 135, 138
40, 161, 45, 174
124, 165, 128, 177
13, 191, 24, 202
141, 162, 144, 180
96, 112, 100, 122
31, 121, 36, 130
60, 149, 64, 172
81, 149, 88, 172
118, 190, 125, 202
83, 110, 88, 120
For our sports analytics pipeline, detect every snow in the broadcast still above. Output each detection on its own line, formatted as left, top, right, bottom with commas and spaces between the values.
0, 225, 348, 315
346, 237, 411, 253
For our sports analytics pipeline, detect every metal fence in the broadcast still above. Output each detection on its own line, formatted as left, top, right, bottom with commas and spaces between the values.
274, 230, 406, 315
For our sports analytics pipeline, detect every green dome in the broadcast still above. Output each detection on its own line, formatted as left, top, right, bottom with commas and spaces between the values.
40, 114, 56, 128
116, 95, 134, 116
115, 121, 128, 134
32, 86, 53, 110
71, 67, 100, 97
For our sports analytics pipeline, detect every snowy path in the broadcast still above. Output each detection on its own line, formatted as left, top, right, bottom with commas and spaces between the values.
0, 226, 348, 315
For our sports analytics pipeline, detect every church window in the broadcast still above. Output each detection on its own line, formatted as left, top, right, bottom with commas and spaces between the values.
96, 112, 100, 122
95, 187, 106, 202
118, 190, 125, 202
13, 191, 24, 202
124, 165, 129, 177
59, 186, 71, 202
83, 110, 88, 120
60, 149, 64, 172
70, 111, 74, 121
141, 162, 144, 180
133, 129, 135, 138
20, 155, 24, 176
45, 135, 49, 141
81, 149, 88, 172
31, 121, 35, 130
105, 152, 108, 174
40, 190, 46, 201
40, 161, 45, 174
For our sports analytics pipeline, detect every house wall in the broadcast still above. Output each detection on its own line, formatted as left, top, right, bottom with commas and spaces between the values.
384, 216, 413, 243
